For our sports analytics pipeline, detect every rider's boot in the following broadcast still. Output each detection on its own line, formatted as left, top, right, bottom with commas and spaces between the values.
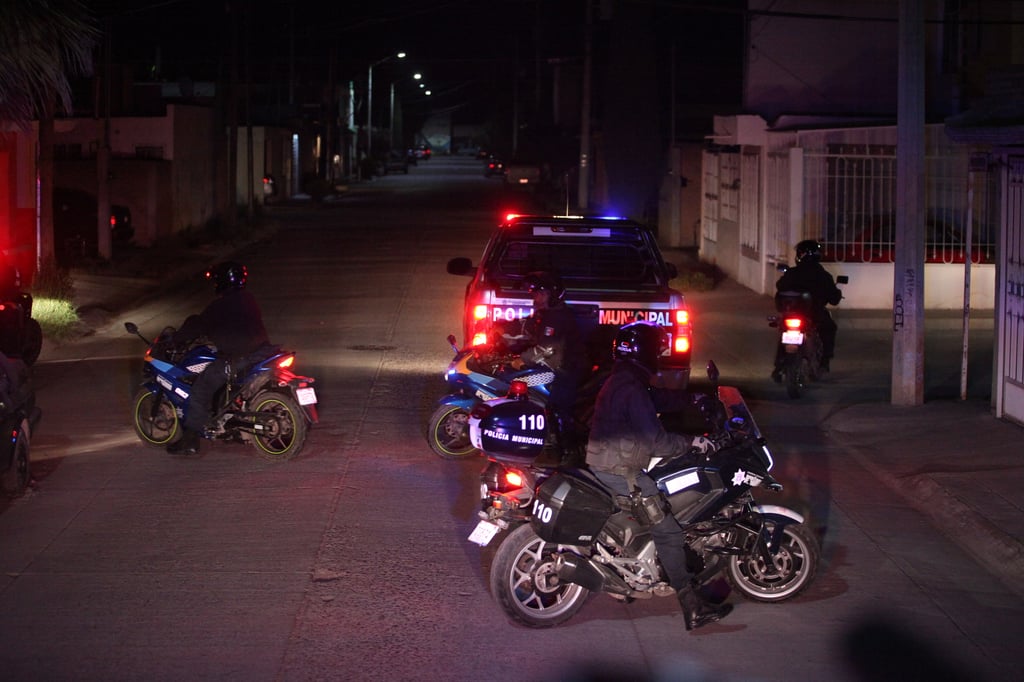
167, 428, 201, 455
677, 585, 732, 631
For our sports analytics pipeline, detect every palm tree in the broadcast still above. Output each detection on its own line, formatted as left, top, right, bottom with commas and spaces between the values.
0, 0, 98, 268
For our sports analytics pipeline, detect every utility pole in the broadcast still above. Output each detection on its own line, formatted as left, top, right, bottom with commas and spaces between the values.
577, 0, 593, 210
892, 0, 926, 405
96, 18, 112, 261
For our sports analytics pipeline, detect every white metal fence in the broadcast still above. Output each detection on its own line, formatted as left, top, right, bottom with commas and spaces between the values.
802, 143, 997, 265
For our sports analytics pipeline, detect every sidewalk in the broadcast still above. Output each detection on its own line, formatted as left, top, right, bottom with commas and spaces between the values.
45, 245, 1024, 600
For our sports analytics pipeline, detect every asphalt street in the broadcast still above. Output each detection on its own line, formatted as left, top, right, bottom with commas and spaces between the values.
3, 157, 1023, 681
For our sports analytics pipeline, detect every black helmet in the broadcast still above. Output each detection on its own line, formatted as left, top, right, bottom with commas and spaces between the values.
613, 321, 667, 373
795, 240, 823, 263
206, 261, 248, 293
523, 271, 565, 302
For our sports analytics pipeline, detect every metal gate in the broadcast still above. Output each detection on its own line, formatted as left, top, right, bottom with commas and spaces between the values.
998, 155, 1024, 425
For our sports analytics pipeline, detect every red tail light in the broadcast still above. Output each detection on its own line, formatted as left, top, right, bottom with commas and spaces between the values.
507, 380, 529, 399
277, 355, 295, 369
504, 469, 524, 488
784, 318, 802, 330
109, 215, 117, 227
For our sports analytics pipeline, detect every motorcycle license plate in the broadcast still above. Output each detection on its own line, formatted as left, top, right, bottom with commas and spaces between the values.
468, 519, 502, 547
781, 330, 804, 345
296, 387, 317, 405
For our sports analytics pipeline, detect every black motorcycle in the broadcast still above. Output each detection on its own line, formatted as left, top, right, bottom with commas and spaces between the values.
768, 274, 848, 399
0, 291, 43, 367
480, 362, 820, 628
0, 355, 42, 498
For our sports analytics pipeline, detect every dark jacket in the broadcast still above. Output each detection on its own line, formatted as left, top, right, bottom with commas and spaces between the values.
173, 288, 269, 359
512, 303, 586, 374
585, 360, 693, 478
776, 259, 842, 314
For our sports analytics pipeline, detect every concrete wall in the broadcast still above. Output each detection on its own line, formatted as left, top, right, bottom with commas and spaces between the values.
831, 262, 996, 310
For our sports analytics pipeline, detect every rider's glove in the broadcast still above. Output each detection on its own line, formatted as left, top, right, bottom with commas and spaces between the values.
689, 435, 715, 455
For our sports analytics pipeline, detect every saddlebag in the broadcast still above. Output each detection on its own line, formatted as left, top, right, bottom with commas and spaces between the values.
530, 472, 615, 545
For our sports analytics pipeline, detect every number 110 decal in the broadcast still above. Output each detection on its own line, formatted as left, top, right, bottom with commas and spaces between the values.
519, 413, 545, 431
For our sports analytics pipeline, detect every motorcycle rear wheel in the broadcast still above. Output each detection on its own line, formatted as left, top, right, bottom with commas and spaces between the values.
725, 519, 819, 602
490, 523, 589, 628
132, 389, 180, 448
0, 418, 31, 498
784, 357, 810, 399
251, 391, 307, 461
427, 404, 478, 459
21, 318, 42, 366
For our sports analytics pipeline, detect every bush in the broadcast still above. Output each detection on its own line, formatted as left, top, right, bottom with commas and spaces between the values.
671, 260, 725, 292
30, 258, 75, 300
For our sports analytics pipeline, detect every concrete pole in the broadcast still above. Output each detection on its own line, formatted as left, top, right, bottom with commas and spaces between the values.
577, 0, 593, 210
892, 0, 926, 406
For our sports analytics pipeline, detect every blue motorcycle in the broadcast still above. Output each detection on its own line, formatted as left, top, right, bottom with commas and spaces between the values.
125, 322, 318, 461
428, 334, 607, 460
427, 334, 556, 460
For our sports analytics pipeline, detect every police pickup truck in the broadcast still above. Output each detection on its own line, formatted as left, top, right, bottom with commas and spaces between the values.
446, 214, 691, 388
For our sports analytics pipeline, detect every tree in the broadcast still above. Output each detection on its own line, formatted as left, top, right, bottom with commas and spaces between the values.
0, 0, 98, 269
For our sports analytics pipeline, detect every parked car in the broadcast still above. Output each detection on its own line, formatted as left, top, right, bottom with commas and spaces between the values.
503, 158, 543, 186
446, 213, 691, 388
483, 156, 506, 177
53, 188, 134, 266
383, 151, 411, 174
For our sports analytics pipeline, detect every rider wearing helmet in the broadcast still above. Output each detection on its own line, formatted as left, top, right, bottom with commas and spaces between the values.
773, 240, 843, 378
505, 271, 586, 462
585, 321, 730, 630
168, 261, 270, 455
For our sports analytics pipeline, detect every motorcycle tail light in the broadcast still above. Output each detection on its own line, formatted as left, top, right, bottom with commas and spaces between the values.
277, 355, 295, 369
784, 318, 802, 330
507, 380, 529, 399
504, 469, 524, 488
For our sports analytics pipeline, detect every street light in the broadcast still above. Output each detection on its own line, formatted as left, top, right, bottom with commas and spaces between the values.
367, 51, 405, 160
390, 73, 425, 151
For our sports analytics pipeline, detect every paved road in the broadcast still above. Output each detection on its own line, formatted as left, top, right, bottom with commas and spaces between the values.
2, 157, 1020, 681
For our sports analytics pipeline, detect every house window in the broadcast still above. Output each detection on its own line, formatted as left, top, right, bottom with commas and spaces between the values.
53, 144, 83, 160
135, 146, 164, 159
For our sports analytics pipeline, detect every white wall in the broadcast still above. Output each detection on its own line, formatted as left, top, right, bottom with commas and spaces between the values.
825, 262, 995, 310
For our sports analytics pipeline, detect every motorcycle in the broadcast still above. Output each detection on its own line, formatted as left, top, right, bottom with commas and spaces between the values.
428, 334, 603, 461
0, 355, 42, 498
478, 362, 820, 628
0, 292, 43, 367
768, 273, 848, 399
124, 322, 318, 461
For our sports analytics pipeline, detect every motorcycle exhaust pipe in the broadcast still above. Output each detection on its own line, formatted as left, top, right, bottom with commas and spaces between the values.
555, 554, 631, 596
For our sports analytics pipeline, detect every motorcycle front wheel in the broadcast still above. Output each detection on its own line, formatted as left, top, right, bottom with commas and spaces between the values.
132, 389, 180, 447
427, 404, 478, 460
251, 391, 307, 461
0, 418, 31, 498
489, 523, 589, 628
726, 518, 819, 602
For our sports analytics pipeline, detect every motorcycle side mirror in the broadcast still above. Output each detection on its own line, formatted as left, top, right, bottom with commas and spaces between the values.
706, 360, 720, 384
125, 322, 138, 334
